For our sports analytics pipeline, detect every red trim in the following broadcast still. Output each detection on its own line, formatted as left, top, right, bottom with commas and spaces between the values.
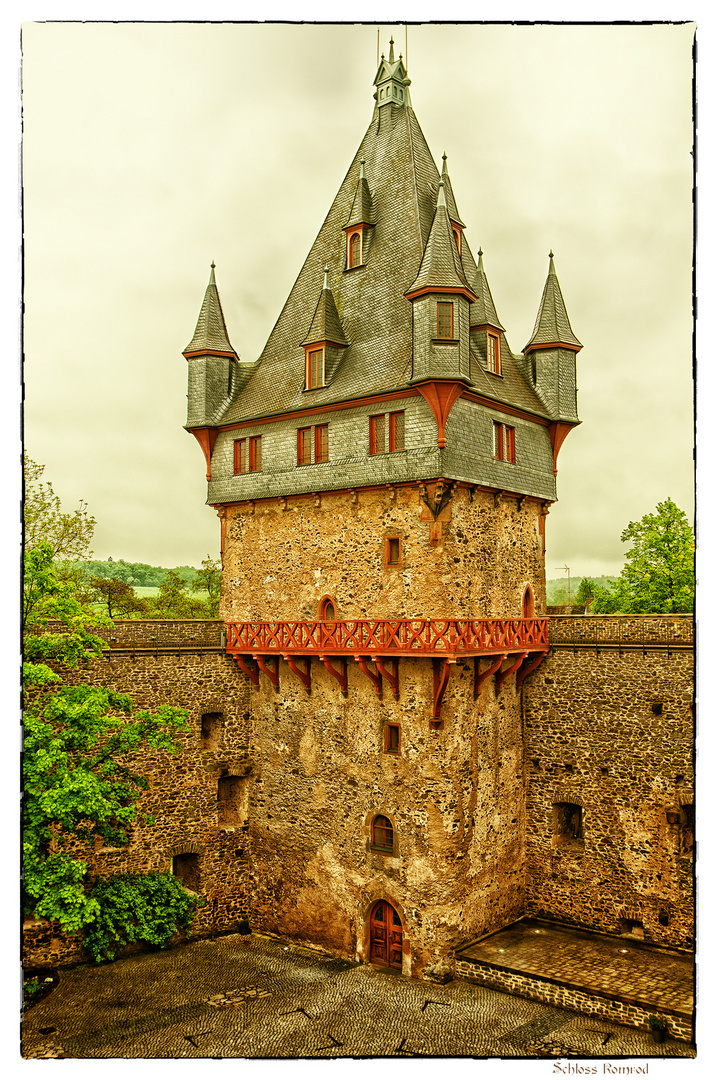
356, 656, 383, 698
184, 349, 238, 360
548, 421, 577, 475
232, 655, 259, 686
285, 654, 311, 694
188, 427, 219, 481
219, 389, 420, 432
461, 391, 551, 426
474, 654, 507, 699
516, 650, 548, 688
524, 341, 582, 354
374, 657, 399, 699
432, 657, 456, 720
470, 322, 504, 333
254, 655, 279, 687
320, 655, 348, 696
495, 652, 528, 693
414, 380, 466, 448
405, 285, 477, 303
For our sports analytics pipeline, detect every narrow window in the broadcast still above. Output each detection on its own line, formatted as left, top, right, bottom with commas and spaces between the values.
201, 712, 222, 751
437, 301, 454, 339
348, 231, 361, 268
487, 332, 501, 374
297, 427, 312, 466
493, 422, 515, 463
452, 227, 461, 253
234, 438, 247, 475
384, 723, 401, 755
371, 815, 394, 853
552, 802, 583, 847
385, 536, 401, 567
249, 435, 262, 472
389, 411, 405, 451
319, 596, 336, 621
315, 424, 329, 463
172, 852, 200, 892
218, 775, 249, 827
370, 414, 386, 455
306, 348, 324, 389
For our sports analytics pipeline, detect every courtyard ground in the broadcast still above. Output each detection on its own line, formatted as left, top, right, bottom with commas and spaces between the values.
21, 932, 695, 1061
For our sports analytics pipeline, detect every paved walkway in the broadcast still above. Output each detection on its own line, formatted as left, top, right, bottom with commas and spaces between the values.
21, 933, 695, 1060
458, 918, 694, 1015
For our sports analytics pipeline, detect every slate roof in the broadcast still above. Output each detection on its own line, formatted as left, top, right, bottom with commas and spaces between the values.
525, 253, 582, 351
469, 249, 505, 331
407, 180, 476, 298
440, 154, 465, 229
214, 70, 558, 426
184, 264, 238, 358
344, 160, 374, 228
301, 269, 349, 347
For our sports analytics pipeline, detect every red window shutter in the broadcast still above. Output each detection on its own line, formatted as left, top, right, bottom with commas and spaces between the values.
370, 414, 386, 455
249, 435, 262, 472
298, 427, 311, 465
389, 411, 405, 451
506, 426, 515, 463
315, 424, 328, 463
234, 439, 246, 474
493, 422, 503, 460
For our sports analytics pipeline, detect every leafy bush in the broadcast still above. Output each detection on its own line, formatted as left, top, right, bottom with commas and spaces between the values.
83, 872, 203, 963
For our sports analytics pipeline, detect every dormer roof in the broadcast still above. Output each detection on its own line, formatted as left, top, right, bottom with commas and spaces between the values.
184, 263, 239, 359
470, 249, 505, 331
344, 158, 374, 229
406, 180, 476, 301
301, 268, 349, 348
441, 153, 465, 229
524, 252, 582, 352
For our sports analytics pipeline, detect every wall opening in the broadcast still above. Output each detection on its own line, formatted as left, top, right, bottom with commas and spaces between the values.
218, 775, 250, 827
369, 900, 403, 970
522, 586, 535, 619
172, 852, 200, 892
201, 712, 223, 750
552, 802, 583, 848
619, 918, 644, 940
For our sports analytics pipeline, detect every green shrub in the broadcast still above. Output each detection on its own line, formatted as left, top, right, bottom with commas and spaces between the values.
83, 872, 203, 963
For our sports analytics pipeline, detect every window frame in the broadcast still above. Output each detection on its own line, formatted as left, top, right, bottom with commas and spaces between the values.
306, 347, 325, 390
315, 423, 329, 463
493, 421, 515, 464
384, 723, 401, 755
370, 411, 405, 455
249, 435, 262, 472
371, 814, 394, 854
487, 331, 501, 375
347, 228, 362, 269
233, 438, 247, 475
437, 301, 454, 339
369, 413, 386, 455
297, 426, 312, 466
384, 535, 402, 568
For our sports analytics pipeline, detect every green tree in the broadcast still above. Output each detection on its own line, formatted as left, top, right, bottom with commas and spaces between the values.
148, 569, 207, 618
23, 542, 190, 936
591, 499, 695, 614
192, 556, 221, 617
576, 577, 596, 605
89, 576, 149, 619
24, 453, 96, 560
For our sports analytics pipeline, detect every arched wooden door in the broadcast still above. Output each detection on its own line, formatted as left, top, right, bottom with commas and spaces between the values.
369, 900, 403, 970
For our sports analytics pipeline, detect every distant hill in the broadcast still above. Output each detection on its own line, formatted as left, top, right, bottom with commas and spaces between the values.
64, 559, 201, 588
546, 575, 619, 605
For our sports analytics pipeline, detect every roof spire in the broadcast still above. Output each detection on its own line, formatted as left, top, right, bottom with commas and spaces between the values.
301, 267, 349, 349
470, 248, 505, 331
524, 252, 582, 352
183, 263, 238, 359
373, 34, 411, 109
389, 36, 395, 62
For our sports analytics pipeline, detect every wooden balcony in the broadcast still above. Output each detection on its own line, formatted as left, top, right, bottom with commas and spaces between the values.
225, 617, 549, 721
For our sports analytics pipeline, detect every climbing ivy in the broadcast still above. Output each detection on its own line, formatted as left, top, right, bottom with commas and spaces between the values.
83, 873, 203, 963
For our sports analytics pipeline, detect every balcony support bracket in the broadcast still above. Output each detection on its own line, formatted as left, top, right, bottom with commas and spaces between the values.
232, 654, 259, 687
474, 654, 507, 699
433, 657, 457, 720
516, 650, 549, 688
253, 654, 280, 688
285, 654, 311, 694
355, 656, 382, 698
320, 655, 348, 696
496, 652, 528, 694
375, 657, 399, 699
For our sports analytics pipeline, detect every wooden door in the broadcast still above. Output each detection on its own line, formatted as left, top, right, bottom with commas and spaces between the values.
369, 900, 403, 970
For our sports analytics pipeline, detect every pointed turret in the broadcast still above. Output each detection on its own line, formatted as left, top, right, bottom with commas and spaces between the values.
343, 159, 375, 269
406, 180, 475, 300
471, 249, 505, 332
524, 252, 582, 352
523, 253, 581, 467
184, 263, 239, 360
440, 153, 465, 231
373, 36, 412, 111
469, 248, 506, 378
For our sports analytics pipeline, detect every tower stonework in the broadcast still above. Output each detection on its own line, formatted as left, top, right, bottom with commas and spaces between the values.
180, 50, 583, 975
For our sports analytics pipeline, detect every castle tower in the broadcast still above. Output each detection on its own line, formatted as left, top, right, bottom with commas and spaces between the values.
183, 47, 581, 974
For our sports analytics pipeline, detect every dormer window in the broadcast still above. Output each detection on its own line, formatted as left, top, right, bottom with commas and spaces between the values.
437, 301, 454, 339
487, 331, 501, 374
452, 227, 462, 254
306, 347, 325, 389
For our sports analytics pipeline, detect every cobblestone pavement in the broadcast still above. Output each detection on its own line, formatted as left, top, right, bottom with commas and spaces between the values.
21, 933, 696, 1060
458, 918, 694, 1014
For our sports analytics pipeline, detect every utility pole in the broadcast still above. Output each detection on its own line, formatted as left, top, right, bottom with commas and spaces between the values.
556, 565, 571, 603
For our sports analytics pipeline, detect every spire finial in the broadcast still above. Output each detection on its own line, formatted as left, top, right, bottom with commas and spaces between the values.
323, 265, 330, 291
388, 37, 395, 62
360, 157, 366, 180
436, 177, 447, 209
549, 250, 554, 259
211, 260, 215, 269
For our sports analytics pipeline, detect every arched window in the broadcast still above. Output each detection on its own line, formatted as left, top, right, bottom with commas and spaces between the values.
349, 231, 361, 268
318, 596, 336, 621
522, 586, 535, 619
371, 815, 394, 853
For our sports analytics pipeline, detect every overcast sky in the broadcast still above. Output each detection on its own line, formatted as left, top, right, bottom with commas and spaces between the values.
21, 18, 695, 577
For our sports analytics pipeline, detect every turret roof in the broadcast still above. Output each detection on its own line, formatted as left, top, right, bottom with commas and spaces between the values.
184, 264, 238, 358
344, 159, 374, 228
407, 180, 476, 298
469, 249, 505, 331
441, 153, 465, 229
524, 252, 582, 351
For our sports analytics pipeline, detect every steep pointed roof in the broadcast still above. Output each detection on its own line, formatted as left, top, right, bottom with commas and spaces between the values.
406, 180, 476, 299
184, 263, 238, 358
301, 268, 349, 347
440, 153, 465, 229
470, 249, 505, 331
344, 158, 374, 228
524, 252, 582, 351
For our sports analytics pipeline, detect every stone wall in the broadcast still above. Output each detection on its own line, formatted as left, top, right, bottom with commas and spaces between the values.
523, 623, 694, 949
220, 484, 547, 622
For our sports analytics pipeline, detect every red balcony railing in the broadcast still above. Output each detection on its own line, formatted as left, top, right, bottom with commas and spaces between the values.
226, 617, 548, 657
